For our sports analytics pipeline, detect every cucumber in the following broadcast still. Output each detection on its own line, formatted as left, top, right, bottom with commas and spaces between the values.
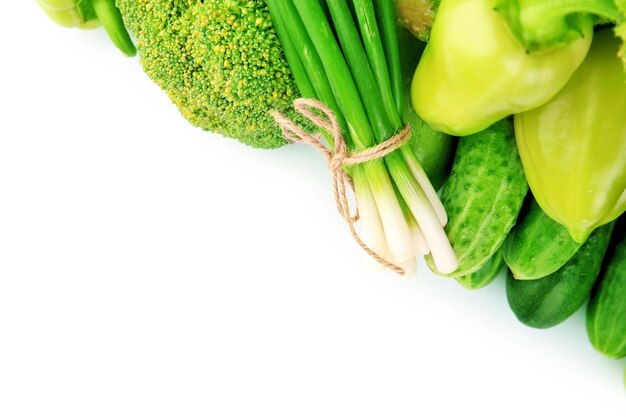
506, 222, 615, 329
406, 105, 456, 191
427, 119, 528, 277
587, 222, 626, 359
455, 248, 505, 290
503, 198, 583, 280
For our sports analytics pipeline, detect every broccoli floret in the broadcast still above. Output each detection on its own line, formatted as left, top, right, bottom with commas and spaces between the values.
117, 0, 303, 149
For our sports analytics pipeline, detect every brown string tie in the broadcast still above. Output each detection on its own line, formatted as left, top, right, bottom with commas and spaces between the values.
270, 98, 412, 275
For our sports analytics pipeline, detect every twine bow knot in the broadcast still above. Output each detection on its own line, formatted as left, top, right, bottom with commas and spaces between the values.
270, 98, 412, 275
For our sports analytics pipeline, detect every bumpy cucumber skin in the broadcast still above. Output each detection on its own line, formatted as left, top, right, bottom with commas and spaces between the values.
455, 248, 505, 290
506, 223, 615, 329
503, 198, 583, 280
587, 226, 626, 359
427, 119, 528, 277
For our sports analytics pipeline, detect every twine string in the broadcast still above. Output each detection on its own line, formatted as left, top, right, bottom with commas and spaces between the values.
270, 98, 412, 275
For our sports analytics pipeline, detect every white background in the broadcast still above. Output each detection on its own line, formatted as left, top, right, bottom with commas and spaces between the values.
1, 2, 625, 416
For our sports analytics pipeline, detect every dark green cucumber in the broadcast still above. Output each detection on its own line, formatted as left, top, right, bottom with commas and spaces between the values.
587, 222, 626, 359
455, 248, 505, 290
506, 222, 615, 329
503, 198, 583, 280
406, 104, 456, 191
426, 119, 528, 277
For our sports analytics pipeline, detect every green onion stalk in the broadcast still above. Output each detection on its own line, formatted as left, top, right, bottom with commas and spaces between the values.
267, 0, 458, 275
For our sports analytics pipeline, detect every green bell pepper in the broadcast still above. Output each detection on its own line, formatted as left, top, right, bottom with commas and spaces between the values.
36, 0, 98, 29
37, 0, 136, 56
497, 0, 623, 52
514, 28, 626, 243
411, 0, 593, 136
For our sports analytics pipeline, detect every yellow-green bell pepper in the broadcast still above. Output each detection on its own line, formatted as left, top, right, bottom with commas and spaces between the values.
37, 0, 136, 56
497, 0, 623, 52
515, 28, 626, 242
411, 0, 593, 136
36, 0, 98, 29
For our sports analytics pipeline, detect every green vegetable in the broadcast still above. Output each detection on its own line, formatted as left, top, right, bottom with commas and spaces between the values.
515, 28, 626, 243
497, 0, 623, 52
426, 119, 528, 277
37, 0, 98, 28
411, 0, 593, 136
397, 27, 456, 190
265, 0, 458, 273
506, 222, 615, 329
455, 248, 505, 290
37, 0, 136, 56
587, 221, 626, 359
404, 99, 455, 191
116, 0, 304, 149
503, 198, 582, 280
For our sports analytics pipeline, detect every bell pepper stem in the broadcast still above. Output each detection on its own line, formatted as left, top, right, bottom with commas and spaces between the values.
76, 0, 98, 23
90, 0, 137, 56
497, 0, 622, 52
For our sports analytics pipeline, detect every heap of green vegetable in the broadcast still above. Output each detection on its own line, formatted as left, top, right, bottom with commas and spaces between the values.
37, 0, 626, 384
401, 0, 626, 381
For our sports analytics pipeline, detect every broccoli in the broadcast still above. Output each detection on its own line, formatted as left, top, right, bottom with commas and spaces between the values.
116, 0, 305, 149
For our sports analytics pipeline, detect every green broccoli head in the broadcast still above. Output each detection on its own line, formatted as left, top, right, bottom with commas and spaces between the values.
117, 0, 303, 149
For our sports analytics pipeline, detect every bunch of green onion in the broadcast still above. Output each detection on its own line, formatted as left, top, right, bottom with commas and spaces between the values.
266, 0, 458, 274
